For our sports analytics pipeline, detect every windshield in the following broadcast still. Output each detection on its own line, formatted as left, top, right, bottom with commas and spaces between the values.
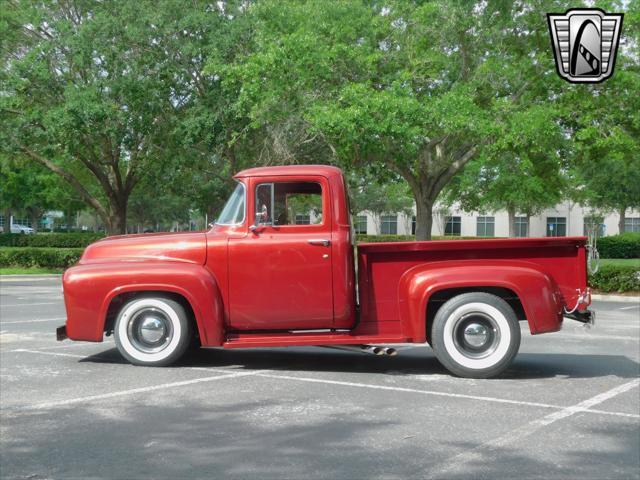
215, 182, 246, 225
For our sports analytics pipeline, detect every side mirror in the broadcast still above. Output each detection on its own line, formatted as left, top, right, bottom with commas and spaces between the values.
259, 204, 268, 222
250, 204, 269, 234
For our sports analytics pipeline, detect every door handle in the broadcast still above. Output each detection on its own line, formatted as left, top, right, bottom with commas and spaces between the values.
308, 239, 331, 247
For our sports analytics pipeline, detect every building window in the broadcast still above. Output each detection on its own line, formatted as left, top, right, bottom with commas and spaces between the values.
546, 217, 567, 237
411, 216, 416, 235
476, 216, 495, 237
624, 217, 640, 233
584, 216, 605, 237
381, 215, 397, 235
624, 218, 640, 233
444, 216, 461, 236
354, 215, 367, 234
295, 214, 311, 225
514, 216, 528, 237
380, 215, 398, 235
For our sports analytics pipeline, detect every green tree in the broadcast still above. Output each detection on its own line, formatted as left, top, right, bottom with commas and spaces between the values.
0, 1, 235, 234
348, 172, 414, 234
562, 57, 640, 233
0, 154, 81, 231
444, 105, 568, 236
222, 0, 568, 239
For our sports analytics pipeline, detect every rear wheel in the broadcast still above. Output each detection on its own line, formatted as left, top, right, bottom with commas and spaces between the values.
114, 296, 192, 366
431, 292, 520, 378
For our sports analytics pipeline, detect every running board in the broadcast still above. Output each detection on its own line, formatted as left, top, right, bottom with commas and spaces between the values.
223, 331, 409, 349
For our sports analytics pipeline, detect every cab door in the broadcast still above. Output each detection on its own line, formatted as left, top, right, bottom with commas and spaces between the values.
227, 176, 334, 330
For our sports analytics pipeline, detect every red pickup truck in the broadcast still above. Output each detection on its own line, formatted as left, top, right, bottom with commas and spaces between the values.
58, 165, 594, 378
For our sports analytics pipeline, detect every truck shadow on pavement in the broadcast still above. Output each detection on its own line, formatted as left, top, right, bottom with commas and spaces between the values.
79, 347, 640, 380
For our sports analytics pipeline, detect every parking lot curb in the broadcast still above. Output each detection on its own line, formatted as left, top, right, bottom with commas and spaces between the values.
592, 294, 640, 303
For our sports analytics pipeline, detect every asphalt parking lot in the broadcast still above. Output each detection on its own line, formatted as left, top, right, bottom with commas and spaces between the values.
1, 276, 639, 480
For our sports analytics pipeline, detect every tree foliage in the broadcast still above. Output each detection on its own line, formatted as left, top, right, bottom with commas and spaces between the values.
348, 172, 414, 234
444, 104, 569, 236
0, 0, 251, 233
2, 0, 638, 238
563, 67, 640, 233
221, 0, 576, 239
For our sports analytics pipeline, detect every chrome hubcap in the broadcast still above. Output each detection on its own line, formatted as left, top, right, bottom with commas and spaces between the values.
463, 323, 489, 348
127, 308, 173, 354
453, 312, 500, 359
139, 316, 166, 343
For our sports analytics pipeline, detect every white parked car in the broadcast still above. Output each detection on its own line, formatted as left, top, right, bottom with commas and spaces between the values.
10, 224, 35, 234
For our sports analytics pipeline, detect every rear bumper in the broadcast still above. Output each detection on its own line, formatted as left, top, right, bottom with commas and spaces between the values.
564, 309, 595, 327
56, 325, 68, 341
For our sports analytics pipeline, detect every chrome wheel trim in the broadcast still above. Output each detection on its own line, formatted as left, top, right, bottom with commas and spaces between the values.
463, 323, 489, 347
452, 312, 501, 360
127, 307, 173, 354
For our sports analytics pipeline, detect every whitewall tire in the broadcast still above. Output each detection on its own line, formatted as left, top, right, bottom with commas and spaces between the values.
431, 292, 521, 378
114, 296, 192, 367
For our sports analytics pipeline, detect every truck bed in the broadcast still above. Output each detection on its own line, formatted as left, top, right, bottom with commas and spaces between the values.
356, 237, 588, 337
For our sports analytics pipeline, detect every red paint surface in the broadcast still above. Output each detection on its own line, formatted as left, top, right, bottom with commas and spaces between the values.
62, 165, 590, 349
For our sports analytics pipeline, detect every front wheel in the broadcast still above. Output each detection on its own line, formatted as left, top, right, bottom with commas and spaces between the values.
430, 292, 521, 378
114, 296, 192, 366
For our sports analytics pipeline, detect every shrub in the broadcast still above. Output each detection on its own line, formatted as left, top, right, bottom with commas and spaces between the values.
597, 233, 640, 259
356, 234, 415, 243
0, 247, 84, 269
0, 233, 104, 248
589, 264, 640, 293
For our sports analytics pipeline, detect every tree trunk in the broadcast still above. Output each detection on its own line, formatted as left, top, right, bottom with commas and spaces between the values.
106, 202, 127, 235
414, 196, 433, 241
29, 210, 40, 233
373, 214, 381, 235
507, 206, 516, 238
3, 208, 12, 233
618, 206, 627, 234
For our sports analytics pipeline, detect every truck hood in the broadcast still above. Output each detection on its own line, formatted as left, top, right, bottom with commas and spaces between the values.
80, 231, 207, 265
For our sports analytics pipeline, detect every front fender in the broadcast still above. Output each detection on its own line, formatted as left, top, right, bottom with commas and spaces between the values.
63, 261, 224, 346
397, 260, 563, 342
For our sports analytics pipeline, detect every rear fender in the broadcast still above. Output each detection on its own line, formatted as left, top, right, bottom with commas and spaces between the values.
397, 261, 563, 342
63, 262, 224, 346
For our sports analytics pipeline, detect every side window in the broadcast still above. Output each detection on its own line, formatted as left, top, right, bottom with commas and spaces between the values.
255, 182, 323, 226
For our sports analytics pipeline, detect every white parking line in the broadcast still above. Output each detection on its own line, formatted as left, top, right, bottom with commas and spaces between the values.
4, 370, 258, 413
7, 349, 639, 421
619, 305, 640, 310
1, 317, 66, 325
10, 349, 87, 358
555, 333, 638, 341
256, 373, 640, 419
37, 341, 115, 350
0, 302, 59, 307
427, 379, 640, 478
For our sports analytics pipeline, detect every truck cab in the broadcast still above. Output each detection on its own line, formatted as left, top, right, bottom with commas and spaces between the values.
59, 165, 594, 378
214, 166, 355, 331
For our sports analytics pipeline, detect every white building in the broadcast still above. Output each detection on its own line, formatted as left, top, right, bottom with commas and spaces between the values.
354, 203, 640, 237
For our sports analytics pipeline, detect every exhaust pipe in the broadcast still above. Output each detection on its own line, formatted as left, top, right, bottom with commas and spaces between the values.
322, 345, 384, 355
322, 345, 397, 356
